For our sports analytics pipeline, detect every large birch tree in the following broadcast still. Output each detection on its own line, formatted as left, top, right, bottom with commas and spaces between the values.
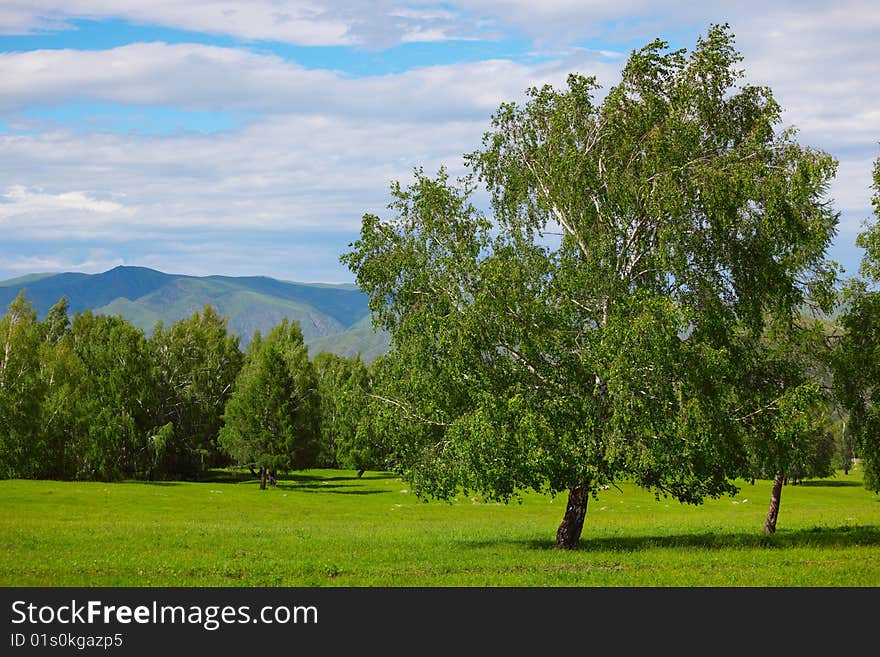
343, 25, 840, 548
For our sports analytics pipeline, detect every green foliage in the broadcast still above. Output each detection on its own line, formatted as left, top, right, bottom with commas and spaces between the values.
737, 320, 837, 484
314, 352, 396, 473
313, 352, 359, 467
855, 155, 880, 282
63, 312, 162, 480
150, 306, 243, 478
0, 292, 47, 478
834, 153, 880, 492
38, 297, 83, 478
834, 290, 880, 492
342, 25, 840, 544
219, 320, 320, 474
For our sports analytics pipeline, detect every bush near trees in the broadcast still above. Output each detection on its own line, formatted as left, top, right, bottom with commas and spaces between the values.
343, 24, 842, 548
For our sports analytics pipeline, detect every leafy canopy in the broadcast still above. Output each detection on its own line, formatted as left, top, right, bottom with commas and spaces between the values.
343, 24, 840, 508
219, 319, 319, 473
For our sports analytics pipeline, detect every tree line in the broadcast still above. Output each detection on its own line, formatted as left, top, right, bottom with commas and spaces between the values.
0, 299, 392, 486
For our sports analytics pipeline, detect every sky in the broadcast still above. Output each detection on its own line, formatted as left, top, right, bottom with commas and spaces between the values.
0, 1, 877, 284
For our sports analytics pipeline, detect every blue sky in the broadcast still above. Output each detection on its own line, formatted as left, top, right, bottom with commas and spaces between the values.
0, 1, 877, 283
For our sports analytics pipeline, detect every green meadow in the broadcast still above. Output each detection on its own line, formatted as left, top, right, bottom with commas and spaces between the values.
1, 468, 878, 587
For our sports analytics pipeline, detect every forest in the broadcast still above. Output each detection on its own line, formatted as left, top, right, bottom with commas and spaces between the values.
0, 299, 389, 485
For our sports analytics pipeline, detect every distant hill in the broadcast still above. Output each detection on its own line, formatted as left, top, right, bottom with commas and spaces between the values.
0, 266, 389, 362
306, 325, 391, 364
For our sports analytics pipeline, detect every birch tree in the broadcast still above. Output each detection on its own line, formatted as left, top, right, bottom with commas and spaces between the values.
343, 25, 840, 548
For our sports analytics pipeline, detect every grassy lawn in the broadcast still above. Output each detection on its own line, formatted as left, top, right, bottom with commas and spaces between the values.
1, 467, 878, 586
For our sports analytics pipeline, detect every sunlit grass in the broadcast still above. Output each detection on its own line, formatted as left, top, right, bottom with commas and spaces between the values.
1, 467, 878, 586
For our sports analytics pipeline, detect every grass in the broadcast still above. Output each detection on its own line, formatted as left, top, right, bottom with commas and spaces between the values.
1, 467, 878, 586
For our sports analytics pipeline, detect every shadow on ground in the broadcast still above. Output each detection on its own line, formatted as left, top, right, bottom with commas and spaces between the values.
197, 469, 397, 495
796, 479, 863, 488
463, 524, 880, 552
275, 472, 395, 495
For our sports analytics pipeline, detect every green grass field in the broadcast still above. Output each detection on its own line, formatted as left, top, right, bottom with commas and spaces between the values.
2, 467, 878, 586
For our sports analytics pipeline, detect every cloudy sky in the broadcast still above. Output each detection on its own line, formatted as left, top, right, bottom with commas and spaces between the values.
0, 1, 877, 283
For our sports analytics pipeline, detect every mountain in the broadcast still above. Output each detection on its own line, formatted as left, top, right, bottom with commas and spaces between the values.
0, 266, 390, 362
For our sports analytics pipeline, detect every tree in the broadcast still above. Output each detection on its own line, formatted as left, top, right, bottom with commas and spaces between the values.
835, 292, 880, 491
834, 153, 880, 492
150, 306, 243, 479
38, 297, 83, 479
313, 351, 357, 468
343, 25, 840, 548
65, 312, 161, 480
736, 321, 836, 533
219, 320, 319, 489
314, 351, 391, 475
855, 154, 880, 282
0, 292, 47, 478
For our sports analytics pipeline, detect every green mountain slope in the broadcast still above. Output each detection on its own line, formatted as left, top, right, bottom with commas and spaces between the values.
0, 266, 388, 358
0, 266, 171, 314
306, 326, 390, 363
0, 273, 56, 287
98, 277, 345, 342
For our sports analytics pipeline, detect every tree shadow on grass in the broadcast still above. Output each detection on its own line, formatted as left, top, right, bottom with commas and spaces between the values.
273, 481, 388, 495
465, 525, 880, 552
199, 470, 396, 486
199, 470, 255, 484
265, 472, 395, 495
796, 480, 863, 488
286, 472, 397, 483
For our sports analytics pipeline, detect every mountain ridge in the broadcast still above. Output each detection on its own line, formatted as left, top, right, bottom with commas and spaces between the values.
0, 265, 389, 361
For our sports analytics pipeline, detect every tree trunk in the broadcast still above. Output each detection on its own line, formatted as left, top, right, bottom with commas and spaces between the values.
763, 473, 784, 534
259, 467, 267, 490
357, 469, 365, 478
269, 470, 277, 487
555, 484, 589, 550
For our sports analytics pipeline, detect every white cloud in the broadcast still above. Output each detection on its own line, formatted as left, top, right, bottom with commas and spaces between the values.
0, 0, 501, 47
0, 1, 354, 45
0, 253, 125, 274
0, 45, 620, 246
0, 114, 478, 241
1, 186, 128, 214
0, 185, 136, 241
0, 42, 618, 120
0, 1, 876, 281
